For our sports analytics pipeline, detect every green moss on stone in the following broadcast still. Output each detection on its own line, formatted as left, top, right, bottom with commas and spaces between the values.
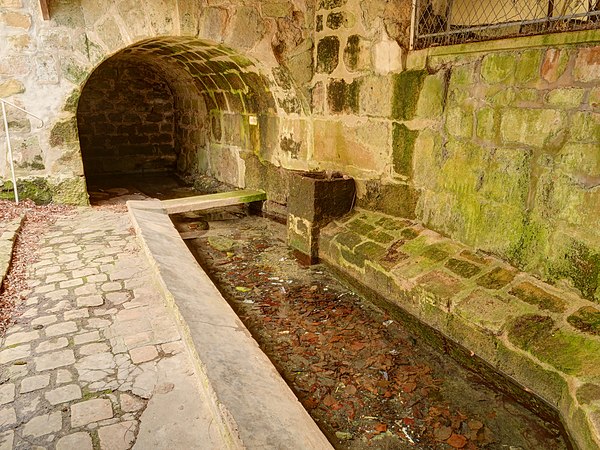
445, 258, 482, 278
391, 70, 427, 121
334, 231, 363, 250
392, 123, 417, 177
508, 314, 600, 376
326, 12, 345, 29
344, 35, 360, 71
346, 218, 375, 235
319, 0, 346, 9
327, 78, 360, 114
49, 119, 78, 147
316, 36, 340, 74
568, 306, 600, 335
63, 90, 81, 113
481, 52, 516, 84
368, 230, 394, 245
401, 227, 419, 240
421, 245, 450, 262
0, 178, 52, 205
576, 383, 600, 405
509, 281, 566, 313
515, 49, 542, 84
52, 177, 89, 206
476, 267, 516, 290
552, 241, 600, 302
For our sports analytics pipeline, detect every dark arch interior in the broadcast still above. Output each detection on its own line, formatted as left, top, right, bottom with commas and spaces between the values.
77, 37, 303, 199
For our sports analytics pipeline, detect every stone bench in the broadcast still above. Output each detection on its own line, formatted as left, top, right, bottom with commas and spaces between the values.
320, 208, 600, 450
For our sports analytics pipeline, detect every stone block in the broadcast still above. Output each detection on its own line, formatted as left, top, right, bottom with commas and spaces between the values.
313, 119, 390, 175
570, 112, 600, 143
445, 106, 473, 138
415, 72, 446, 119
392, 123, 417, 177
568, 306, 600, 336
500, 108, 565, 148
509, 281, 566, 313
372, 33, 404, 75
316, 36, 339, 74
541, 48, 570, 83
481, 52, 516, 84
476, 107, 497, 141
327, 78, 360, 114
98, 421, 137, 450
56, 432, 93, 450
391, 70, 427, 120
70, 398, 113, 427
45, 384, 82, 405
262, 1, 293, 18
412, 129, 443, 191
0, 79, 24, 98
22, 412, 62, 438
574, 46, 600, 82
515, 49, 542, 84
546, 88, 585, 109
344, 35, 371, 72
507, 314, 600, 377
475, 267, 516, 290
0, 11, 31, 29
358, 75, 392, 117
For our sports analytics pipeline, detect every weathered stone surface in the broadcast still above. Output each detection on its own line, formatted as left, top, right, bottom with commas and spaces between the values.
500, 108, 564, 148
0, 385, 14, 406
0, 11, 31, 29
574, 46, 600, 82
98, 420, 137, 450
45, 385, 82, 405
70, 398, 113, 427
481, 52, 516, 84
22, 412, 62, 437
56, 432, 93, 450
0, 79, 24, 98
20, 374, 50, 393
35, 349, 75, 371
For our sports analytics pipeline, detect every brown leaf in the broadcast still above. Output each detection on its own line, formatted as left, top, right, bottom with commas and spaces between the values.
374, 423, 387, 433
434, 426, 453, 441
447, 433, 468, 449
402, 382, 417, 393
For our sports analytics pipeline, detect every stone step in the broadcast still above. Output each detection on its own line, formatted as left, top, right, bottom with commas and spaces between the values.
127, 199, 332, 450
319, 208, 600, 450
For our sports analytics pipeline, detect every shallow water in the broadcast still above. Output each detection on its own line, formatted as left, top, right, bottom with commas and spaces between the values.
89, 173, 570, 450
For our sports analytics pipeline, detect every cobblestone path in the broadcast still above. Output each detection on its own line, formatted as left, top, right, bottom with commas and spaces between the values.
0, 208, 222, 449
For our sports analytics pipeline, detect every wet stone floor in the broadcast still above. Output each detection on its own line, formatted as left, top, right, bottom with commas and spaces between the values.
172, 207, 569, 450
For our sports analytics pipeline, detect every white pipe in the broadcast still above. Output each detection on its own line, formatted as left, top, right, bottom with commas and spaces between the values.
410, 0, 418, 51
1, 102, 19, 205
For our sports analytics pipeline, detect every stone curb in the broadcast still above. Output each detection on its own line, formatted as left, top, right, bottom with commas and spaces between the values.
127, 199, 333, 450
320, 208, 600, 450
0, 215, 25, 289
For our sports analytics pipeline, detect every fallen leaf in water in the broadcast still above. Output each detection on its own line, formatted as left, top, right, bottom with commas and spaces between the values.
434, 425, 453, 441
447, 433, 468, 448
235, 286, 251, 292
374, 423, 387, 433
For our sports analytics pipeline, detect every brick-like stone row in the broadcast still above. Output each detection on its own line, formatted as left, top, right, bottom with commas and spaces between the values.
320, 208, 600, 450
0, 208, 227, 449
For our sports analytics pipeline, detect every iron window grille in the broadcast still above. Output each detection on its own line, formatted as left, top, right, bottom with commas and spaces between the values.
411, 0, 600, 50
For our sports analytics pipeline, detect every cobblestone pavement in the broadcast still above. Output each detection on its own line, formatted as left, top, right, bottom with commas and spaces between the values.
0, 208, 223, 449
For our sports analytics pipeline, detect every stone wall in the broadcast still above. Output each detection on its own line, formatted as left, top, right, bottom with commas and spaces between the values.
402, 41, 600, 304
0, 0, 315, 204
77, 57, 176, 176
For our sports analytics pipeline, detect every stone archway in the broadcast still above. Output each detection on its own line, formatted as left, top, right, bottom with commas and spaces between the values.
76, 36, 308, 196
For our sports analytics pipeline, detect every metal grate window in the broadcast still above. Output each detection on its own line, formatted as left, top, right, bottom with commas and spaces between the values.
412, 0, 600, 50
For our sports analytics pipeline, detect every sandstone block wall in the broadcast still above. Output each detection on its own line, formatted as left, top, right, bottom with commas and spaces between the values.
77, 57, 176, 176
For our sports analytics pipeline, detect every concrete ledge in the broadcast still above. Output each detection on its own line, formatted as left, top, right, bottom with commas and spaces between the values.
320, 208, 600, 450
161, 190, 266, 214
127, 200, 332, 450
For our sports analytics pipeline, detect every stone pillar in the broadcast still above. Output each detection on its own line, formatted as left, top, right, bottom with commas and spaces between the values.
287, 171, 355, 264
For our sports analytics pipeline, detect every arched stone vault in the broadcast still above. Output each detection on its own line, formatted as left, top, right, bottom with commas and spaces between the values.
76, 36, 310, 189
